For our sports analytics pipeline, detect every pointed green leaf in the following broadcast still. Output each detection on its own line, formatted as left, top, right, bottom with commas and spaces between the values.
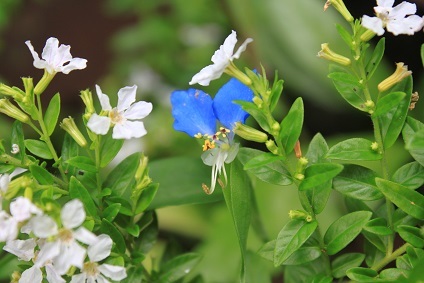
392, 161, 424, 190
29, 165, 54, 185
99, 133, 124, 168
257, 240, 275, 262
102, 203, 121, 222
24, 139, 53, 160
328, 72, 365, 111
279, 97, 304, 155
333, 165, 383, 201
398, 225, 424, 248
157, 253, 201, 283
100, 218, 126, 254
238, 148, 292, 186
376, 178, 424, 219
236, 100, 271, 133
269, 76, 284, 112
66, 156, 97, 173
346, 267, 379, 281
69, 177, 97, 218
243, 152, 284, 170
223, 159, 251, 280
327, 138, 382, 161
364, 218, 392, 236
283, 246, 322, 265
299, 163, 343, 191
373, 91, 405, 117
336, 24, 353, 48
44, 93, 60, 136
274, 219, 317, 266
405, 129, 424, 167
331, 253, 365, 279
133, 183, 159, 214
324, 211, 372, 255
11, 121, 25, 162
365, 37, 385, 79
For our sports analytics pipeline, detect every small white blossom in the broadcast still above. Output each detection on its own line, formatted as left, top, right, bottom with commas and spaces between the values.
3, 238, 37, 261
362, 0, 424, 35
0, 211, 18, 242
10, 196, 42, 222
71, 234, 127, 283
189, 30, 253, 86
30, 199, 96, 275
25, 37, 87, 74
87, 84, 153, 139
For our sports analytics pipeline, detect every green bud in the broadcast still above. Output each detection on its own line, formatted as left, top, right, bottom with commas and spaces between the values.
80, 89, 95, 120
265, 139, 279, 155
34, 70, 56, 95
378, 63, 411, 93
60, 117, 88, 147
288, 210, 313, 222
252, 96, 263, 108
225, 63, 252, 86
318, 43, 351, 66
0, 99, 29, 123
0, 84, 25, 101
324, 0, 353, 23
234, 122, 268, 143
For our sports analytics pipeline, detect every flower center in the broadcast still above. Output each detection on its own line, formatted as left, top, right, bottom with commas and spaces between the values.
58, 228, 74, 244
109, 108, 125, 125
83, 261, 100, 277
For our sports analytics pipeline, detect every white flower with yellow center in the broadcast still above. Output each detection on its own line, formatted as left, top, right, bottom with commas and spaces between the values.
87, 84, 153, 139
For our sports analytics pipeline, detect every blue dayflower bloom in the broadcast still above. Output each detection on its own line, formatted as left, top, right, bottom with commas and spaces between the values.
170, 78, 254, 194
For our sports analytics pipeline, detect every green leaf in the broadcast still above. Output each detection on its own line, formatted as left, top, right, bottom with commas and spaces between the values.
405, 129, 424, 167
66, 156, 97, 173
237, 100, 271, 133
99, 133, 124, 168
279, 97, 304, 155
421, 43, 424, 67
243, 152, 284, 170
223, 159, 251, 280
69, 177, 97, 218
376, 178, 424, 219
327, 138, 382, 161
362, 230, 387, 252
403, 116, 424, 145
304, 133, 332, 214
336, 24, 353, 48
61, 133, 79, 176
269, 76, 284, 112
11, 121, 25, 162
102, 203, 121, 222
331, 253, 365, 279
379, 268, 409, 280
44, 93, 60, 136
148, 156, 222, 209
157, 253, 201, 283
333, 165, 383, 201
274, 219, 318, 266
299, 163, 343, 191
346, 267, 379, 281
392, 161, 424, 190
328, 72, 365, 111
284, 246, 322, 265
324, 211, 372, 255
29, 165, 54, 185
133, 183, 158, 214
238, 147, 292, 186
100, 218, 126, 254
103, 152, 140, 199
24, 139, 53, 160
373, 91, 405, 117
378, 76, 412, 149
257, 240, 275, 262
398, 225, 424, 248
364, 218, 392, 236
365, 37, 385, 79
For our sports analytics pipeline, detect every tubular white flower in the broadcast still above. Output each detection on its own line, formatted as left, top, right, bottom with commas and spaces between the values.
25, 37, 87, 74
361, 0, 424, 35
189, 30, 253, 86
87, 84, 153, 139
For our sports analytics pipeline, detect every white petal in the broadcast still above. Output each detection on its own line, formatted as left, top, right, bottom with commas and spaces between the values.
70, 273, 87, 283
87, 114, 111, 135
361, 15, 385, 35
387, 15, 424, 35
117, 85, 137, 112
61, 58, 88, 74
232, 38, 253, 60
3, 238, 36, 261
87, 234, 112, 262
0, 174, 10, 192
25, 40, 48, 71
19, 266, 42, 283
31, 215, 58, 238
0, 212, 18, 242
98, 264, 127, 281
391, 1, 416, 19
377, 0, 394, 8
36, 241, 60, 267
61, 199, 86, 229
10, 197, 41, 222
113, 121, 147, 139
53, 242, 86, 275
216, 30, 237, 61
45, 264, 66, 283
74, 227, 98, 246
95, 275, 111, 283
189, 64, 223, 86
95, 85, 112, 111
123, 101, 152, 120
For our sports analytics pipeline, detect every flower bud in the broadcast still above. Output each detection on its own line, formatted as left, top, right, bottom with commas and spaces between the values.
318, 43, 351, 66
34, 70, 56, 95
0, 99, 29, 123
234, 122, 268, 143
60, 117, 88, 147
371, 142, 379, 151
0, 84, 25, 101
360, 29, 376, 42
378, 63, 411, 93
288, 210, 313, 222
324, 0, 354, 23
80, 89, 95, 119
265, 139, 279, 155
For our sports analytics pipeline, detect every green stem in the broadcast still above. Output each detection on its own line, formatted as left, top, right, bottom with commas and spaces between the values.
371, 243, 410, 272
94, 135, 104, 211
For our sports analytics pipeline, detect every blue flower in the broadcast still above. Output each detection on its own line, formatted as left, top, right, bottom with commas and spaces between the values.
171, 77, 253, 194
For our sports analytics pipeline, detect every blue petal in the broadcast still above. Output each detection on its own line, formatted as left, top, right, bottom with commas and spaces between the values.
212, 77, 254, 130
171, 88, 216, 137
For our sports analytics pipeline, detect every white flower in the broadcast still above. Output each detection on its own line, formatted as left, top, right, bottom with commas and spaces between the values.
87, 84, 153, 139
71, 234, 127, 283
19, 263, 65, 283
10, 196, 42, 222
30, 199, 97, 275
0, 173, 10, 194
361, 0, 424, 35
3, 238, 36, 261
25, 37, 87, 74
189, 30, 253, 86
0, 211, 18, 242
